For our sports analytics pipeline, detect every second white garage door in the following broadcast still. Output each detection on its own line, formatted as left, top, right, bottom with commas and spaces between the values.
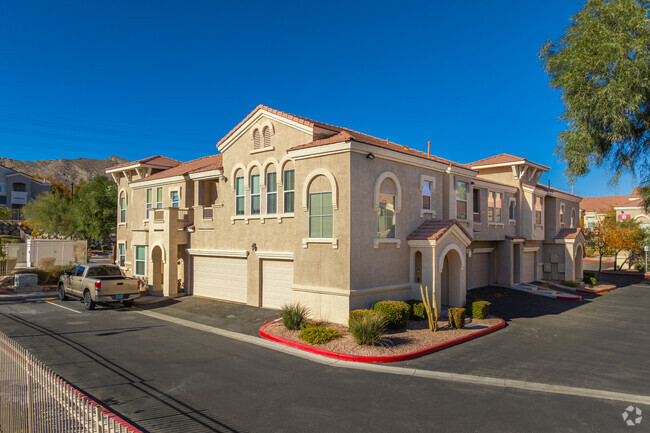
192, 256, 247, 303
262, 260, 294, 309
469, 253, 490, 289
521, 252, 536, 283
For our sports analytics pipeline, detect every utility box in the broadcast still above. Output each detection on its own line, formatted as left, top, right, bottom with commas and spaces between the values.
14, 273, 38, 288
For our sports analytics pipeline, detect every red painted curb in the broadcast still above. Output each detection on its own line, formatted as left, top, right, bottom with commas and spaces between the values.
259, 318, 506, 363
600, 268, 644, 276
583, 258, 615, 264
556, 295, 582, 301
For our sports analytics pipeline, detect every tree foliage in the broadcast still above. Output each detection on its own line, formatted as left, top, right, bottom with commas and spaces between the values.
23, 175, 116, 242
540, 0, 650, 209
0, 207, 10, 220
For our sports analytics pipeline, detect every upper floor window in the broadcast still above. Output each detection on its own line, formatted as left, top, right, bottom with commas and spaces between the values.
560, 203, 565, 227
309, 192, 333, 238
0, 183, 5, 194
253, 129, 261, 150
146, 188, 152, 219
283, 169, 295, 213
118, 243, 126, 267
571, 208, 576, 228
377, 193, 396, 238
156, 187, 163, 209
472, 189, 481, 223
508, 198, 517, 221
456, 181, 468, 220
263, 126, 271, 148
266, 171, 277, 214
422, 181, 432, 210
250, 174, 261, 215
586, 216, 595, 228
235, 175, 245, 216
535, 195, 543, 225
171, 191, 180, 208
488, 191, 503, 223
119, 193, 126, 223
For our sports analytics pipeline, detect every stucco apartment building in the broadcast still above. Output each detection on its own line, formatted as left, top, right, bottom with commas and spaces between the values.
581, 188, 650, 230
107, 105, 584, 324
0, 164, 51, 220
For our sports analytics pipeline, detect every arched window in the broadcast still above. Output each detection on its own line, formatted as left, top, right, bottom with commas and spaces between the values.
283, 162, 295, 214
263, 126, 271, 148
250, 167, 261, 215
234, 169, 245, 216
308, 175, 333, 238
266, 169, 277, 215
253, 129, 261, 150
377, 177, 397, 238
119, 192, 126, 223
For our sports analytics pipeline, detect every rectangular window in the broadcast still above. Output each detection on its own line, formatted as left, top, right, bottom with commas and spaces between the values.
535, 196, 543, 225
235, 176, 245, 216
0, 183, 5, 194
266, 172, 277, 215
587, 216, 595, 228
118, 243, 126, 267
309, 192, 333, 238
422, 181, 432, 210
472, 189, 480, 222
283, 169, 295, 214
488, 191, 503, 223
156, 187, 163, 208
456, 181, 468, 220
377, 193, 396, 238
120, 196, 126, 223
171, 191, 179, 208
560, 204, 565, 226
509, 198, 516, 221
250, 174, 261, 215
135, 246, 146, 276
146, 188, 152, 219
0, 197, 6, 205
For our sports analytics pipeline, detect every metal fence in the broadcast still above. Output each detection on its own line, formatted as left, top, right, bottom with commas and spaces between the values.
0, 331, 142, 433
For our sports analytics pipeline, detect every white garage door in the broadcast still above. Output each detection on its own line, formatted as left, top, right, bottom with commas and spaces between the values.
262, 260, 294, 309
192, 256, 247, 303
469, 253, 490, 289
522, 252, 536, 283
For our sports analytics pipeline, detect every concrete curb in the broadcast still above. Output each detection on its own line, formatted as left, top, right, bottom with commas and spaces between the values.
259, 319, 507, 363
577, 285, 617, 294
0, 293, 58, 302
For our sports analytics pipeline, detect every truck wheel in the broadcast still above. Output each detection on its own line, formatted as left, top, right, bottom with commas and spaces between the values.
58, 284, 68, 301
122, 300, 134, 308
83, 291, 96, 310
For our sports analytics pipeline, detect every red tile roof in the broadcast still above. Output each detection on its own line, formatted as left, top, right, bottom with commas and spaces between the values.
406, 220, 472, 241
107, 155, 182, 171
466, 153, 550, 170
580, 195, 641, 213
131, 154, 223, 183
555, 228, 581, 240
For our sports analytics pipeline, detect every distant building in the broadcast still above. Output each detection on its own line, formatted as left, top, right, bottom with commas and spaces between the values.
0, 165, 51, 220
580, 188, 649, 229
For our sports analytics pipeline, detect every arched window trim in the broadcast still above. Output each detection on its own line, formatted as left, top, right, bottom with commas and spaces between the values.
261, 157, 280, 188
230, 163, 247, 191
373, 172, 402, 213
252, 129, 261, 150
301, 168, 338, 212
245, 161, 263, 191
438, 243, 466, 272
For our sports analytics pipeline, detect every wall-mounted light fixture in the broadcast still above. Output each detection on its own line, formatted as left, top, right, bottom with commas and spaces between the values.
251, 243, 257, 252
366, 153, 375, 160
219, 175, 228, 183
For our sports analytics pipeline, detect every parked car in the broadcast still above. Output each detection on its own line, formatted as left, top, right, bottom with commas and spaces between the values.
58, 263, 141, 310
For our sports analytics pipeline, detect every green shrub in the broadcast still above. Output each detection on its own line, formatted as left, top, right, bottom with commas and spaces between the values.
584, 271, 595, 279
561, 280, 580, 288
470, 300, 491, 319
373, 300, 411, 329
448, 307, 466, 329
585, 247, 595, 257
349, 309, 375, 322
583, 275, 597, 285
280, 303, 310, 330
634, 261, 647, 273
298, 325, 341, 345
348, 313, 387, 346
406, 299, 427, 320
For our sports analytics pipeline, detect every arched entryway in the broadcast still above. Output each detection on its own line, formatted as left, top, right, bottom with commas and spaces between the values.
151, 245, 164, 293
574, 244, 583, 281
440, 248, 462, 306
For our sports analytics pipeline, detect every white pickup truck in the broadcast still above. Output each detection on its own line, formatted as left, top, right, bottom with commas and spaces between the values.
58, 263, 141, 310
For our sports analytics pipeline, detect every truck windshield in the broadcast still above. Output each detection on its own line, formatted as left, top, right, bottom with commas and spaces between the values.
86, 266, 123, 277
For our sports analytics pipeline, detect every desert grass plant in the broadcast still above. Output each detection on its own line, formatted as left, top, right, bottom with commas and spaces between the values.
298, 325, 341, 345
419, 285, 438, 332
373, 300, 411, 330
280, 303, 310, 330
348, 312, 387, 346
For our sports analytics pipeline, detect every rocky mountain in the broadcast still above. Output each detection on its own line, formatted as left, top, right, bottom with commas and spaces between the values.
0, 156, 129, 185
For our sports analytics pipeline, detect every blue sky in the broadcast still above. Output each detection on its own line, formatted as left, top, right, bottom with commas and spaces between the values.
0, 0, 638, 197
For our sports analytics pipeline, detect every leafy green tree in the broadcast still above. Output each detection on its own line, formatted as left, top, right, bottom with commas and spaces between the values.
0, 207, 10, 220
22, 192, 75, 237
540, 0, 650, 208
71, 175, 117, 242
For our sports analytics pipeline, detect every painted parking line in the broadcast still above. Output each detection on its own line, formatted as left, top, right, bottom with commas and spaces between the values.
137, 310, 650, 406
46, 301, 82, 314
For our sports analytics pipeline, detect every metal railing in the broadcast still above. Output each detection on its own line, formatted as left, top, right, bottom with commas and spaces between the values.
0, 331, 142, 433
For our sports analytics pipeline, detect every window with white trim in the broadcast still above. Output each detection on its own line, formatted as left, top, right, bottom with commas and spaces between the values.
377, 193, 396, 238
146, 188, 152, 219
119, 193, 126, 223
560, 203, 565, 227
266, 171, 277, 214
472, 189, 481, 223
456, 181, 468, 220
135, 246, 146, 276
422, 181, 432, 210
508, 198, 517, 221
488, 191, 503, 223
235, 176, 245, 216
283, 169, 295, 213
118, 243, 126, 267
250, 173, 261, 215
156, 187, 163, 209
535, 195, 543, 225
309, 192, 333, 238
171, 191, 179, 208
587, 216, 595, 228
